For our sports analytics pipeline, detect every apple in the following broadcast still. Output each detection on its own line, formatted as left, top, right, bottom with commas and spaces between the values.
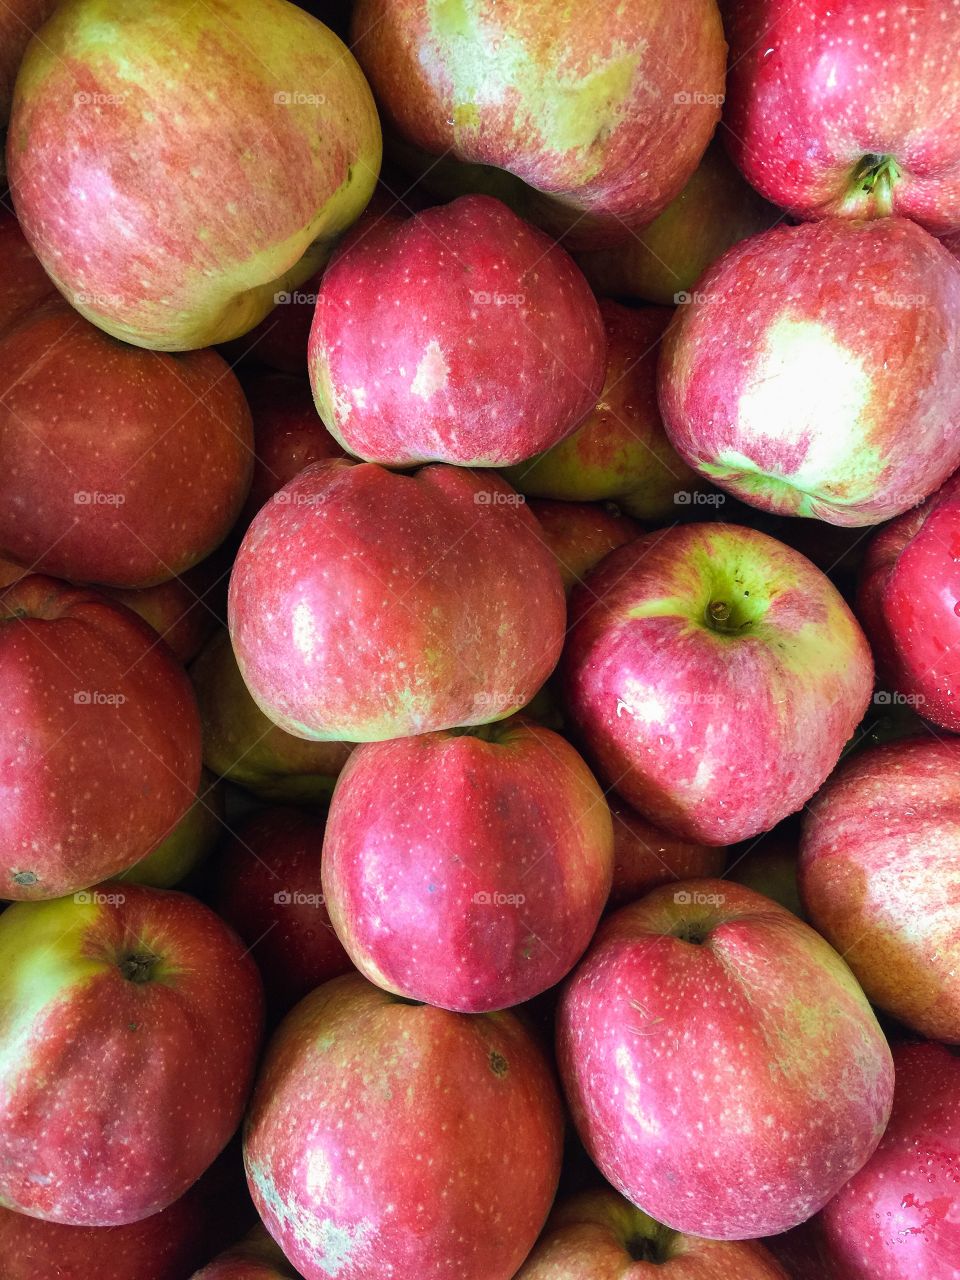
817, 1040, 960, 1279
101, 557, 224, 666
350, 0, 726, 246
528, 499, 640, 594
575, 142, 782, 306
8, 0, 381, 350
192, 629, 352, 802
856, 469, 960, 731
514, 1187, 790, 1278
504, 303, 699, 519
322, 720, 614, 1012
0, 301, 253, 587
228, 460, 566, 741
213, 806, 352, 1015
561, 523, 872, 844
0, 575, 202, 899
799, 736, 960, 1043
0, 884, 263, 1224
244, 971, 564, 1280
192, 1224, 299, 1278
658, 217, 960, 525
309, 195, 605, 467
557, 879, 894, 1240
239, 369, 346, 525
223, 265, 325, 376
0, 205, 57, 334
607, 803, 725, 910
122, 771, 225, 890
723, 1, 960, 234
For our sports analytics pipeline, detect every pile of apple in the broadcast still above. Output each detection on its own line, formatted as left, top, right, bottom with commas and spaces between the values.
0, 0, 958, 1276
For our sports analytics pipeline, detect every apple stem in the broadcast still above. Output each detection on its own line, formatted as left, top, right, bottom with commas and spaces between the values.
119, 951, 159, 984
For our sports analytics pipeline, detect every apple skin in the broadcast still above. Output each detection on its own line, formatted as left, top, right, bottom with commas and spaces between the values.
722, 1, 960, 234
213, 806, 352, 1016
0, 885, 263, 1225
0, 575, 202, 900
608, 804, 725, 910
504, 303, 698, 519
557, 879, 894, 1240
658, 217, 960, 525
799, 736, 960, 1043
575, 143, 782, 306
322, 720, 614, 1012
228, 460, 566, 741
856, 468, 960, 731
192, 1224, 300, 1279
100, 557, 224, 666
0, 205, 57, 335
0, 301, 254, 587
309, 195, 606, 467
8, 0, 381, 351
122, 771, 225, 890
514, 1187, 790, 1279
561, 523, 873, 844
244, 972, 564, 1280
528, 499, 640, 595
192, 629, 352, 802
239, 369, 346, 525
349, 0, 726, 246
817, 1041, 960, 1280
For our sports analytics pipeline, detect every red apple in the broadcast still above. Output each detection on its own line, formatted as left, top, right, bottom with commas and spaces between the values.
608, 803, 725, 910
0, 302, 253, 587
239, 370, 346, 525
528, 498, 640, 595
309, 195, 605, 467
192, 629, 352, 802
856, 469, 960, 731
103, 556, 225, 665
575, 142, 782, 305
0, 885, 263, 1224
817, 1040, 960, 1279
505, 303, 698, 519
515, 1188, 790, 1278
350, 0, 726, 245
213, 806, 352, 1016
0, 205, 57, 335
557, 880, 894, 1239
659, 218, 960, 525
9, 0, 381, 350
322, 720, 614, 1012
723, 1, 960, 234
0, 575, 202, 899
800, 736, 960, 1043
192, 1224, 299, 1279
561, 523, 872, 844
244, 972, 564, 1280
228, 460, 566, 741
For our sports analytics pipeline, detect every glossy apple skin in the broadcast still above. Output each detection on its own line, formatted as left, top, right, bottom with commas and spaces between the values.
322, 721, 614, 1012
192, 1224, 299, 1279
557, 880, 894, 1240
723, 1, 960, 234
0, 576, 202, 899
8, 0, 381, 350
228, 460, 566, 741
800, 736, 960, 1043
244, 972, 564, 1280
0, 886, 263, 1225
350, 0, 725, 246
818, 1041, 960, 1280
575, 143, 782, 305
0, 206, 57, 334
239, 370, 346, 525
608, 803, 725, 910
213, 806, 352, 1016
515, 1188, 790, 1279
0, 302, 253, 587
561, 523, 872, 844
122, 771, 225, 889
528, 499, 640, 595
309, 195, 605, 467
505, 303, 697, 519
659, 218, 960, 525
192, 630, 352, 802
857, 469, 960, 731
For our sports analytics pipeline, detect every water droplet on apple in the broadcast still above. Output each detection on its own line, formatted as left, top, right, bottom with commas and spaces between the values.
953, 601, 960, 616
